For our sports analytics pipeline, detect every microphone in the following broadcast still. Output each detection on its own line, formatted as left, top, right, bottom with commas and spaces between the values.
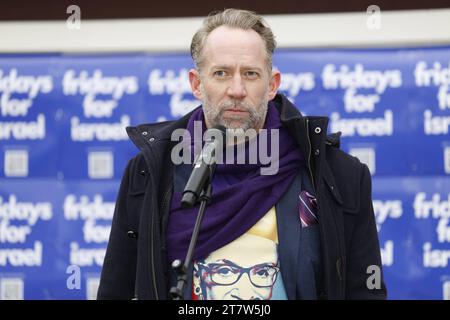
181, 125, 226, 208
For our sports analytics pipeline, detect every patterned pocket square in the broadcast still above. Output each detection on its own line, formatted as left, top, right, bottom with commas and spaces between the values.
298, 191, 318, 228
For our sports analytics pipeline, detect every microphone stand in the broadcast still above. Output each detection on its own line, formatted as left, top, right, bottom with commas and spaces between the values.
169, 176, 213, 300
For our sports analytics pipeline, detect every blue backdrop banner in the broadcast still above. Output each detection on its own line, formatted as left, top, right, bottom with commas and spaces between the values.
0, 47, 449, 299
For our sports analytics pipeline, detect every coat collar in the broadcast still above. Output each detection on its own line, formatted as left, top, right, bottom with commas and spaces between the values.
125, 93, 344, 204
126, 93, 326, 151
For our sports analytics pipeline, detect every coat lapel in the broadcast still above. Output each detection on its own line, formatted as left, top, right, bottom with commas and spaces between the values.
275, 171, 302, 300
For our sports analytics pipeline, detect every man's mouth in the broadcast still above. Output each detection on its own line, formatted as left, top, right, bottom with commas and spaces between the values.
224, 108, 248, 115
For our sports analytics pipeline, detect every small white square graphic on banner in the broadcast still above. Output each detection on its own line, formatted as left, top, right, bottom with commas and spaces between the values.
4, 150, 28, 177
444, 147, 450, 174
443, 281, 450, 300
88, 151, 113, 179
0, 278, 24, 300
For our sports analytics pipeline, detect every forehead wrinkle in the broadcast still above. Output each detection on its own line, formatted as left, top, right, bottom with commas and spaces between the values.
209, 64, 263, 71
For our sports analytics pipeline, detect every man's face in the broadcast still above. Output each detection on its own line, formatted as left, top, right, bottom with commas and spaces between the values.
189, 26, 280, 131
193, 233, 280, 300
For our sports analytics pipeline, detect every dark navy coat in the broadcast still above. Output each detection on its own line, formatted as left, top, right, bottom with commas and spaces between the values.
97, 94, 387, 300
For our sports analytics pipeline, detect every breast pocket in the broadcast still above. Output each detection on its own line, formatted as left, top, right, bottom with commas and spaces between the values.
125, 171, 148, 238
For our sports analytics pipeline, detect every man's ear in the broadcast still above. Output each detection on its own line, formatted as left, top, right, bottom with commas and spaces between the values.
268, 70, 281, 100
189, 68, 202, 100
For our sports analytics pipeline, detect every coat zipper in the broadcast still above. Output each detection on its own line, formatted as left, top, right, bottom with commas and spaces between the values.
160, 185, 172, 250
305, 118, 316, 192
306, 117, 344, 296
149, 156, 173, 300
147, 169, 160, 300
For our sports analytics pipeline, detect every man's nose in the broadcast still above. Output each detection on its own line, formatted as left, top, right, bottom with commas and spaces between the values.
232, 273, 259, 300
227, 74, 247, 99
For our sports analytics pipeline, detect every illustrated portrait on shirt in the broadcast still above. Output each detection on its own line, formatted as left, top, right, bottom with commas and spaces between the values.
192, 212, 288, 300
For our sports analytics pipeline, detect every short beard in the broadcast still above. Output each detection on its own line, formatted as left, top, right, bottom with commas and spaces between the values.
201, 89, 269, 132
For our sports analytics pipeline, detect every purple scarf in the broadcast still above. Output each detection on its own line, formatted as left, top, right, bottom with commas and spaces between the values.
166, 102, 304, 262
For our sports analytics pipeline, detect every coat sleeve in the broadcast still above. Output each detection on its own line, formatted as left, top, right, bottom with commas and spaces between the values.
346, 163, 387, 299
97, 158, 138, 300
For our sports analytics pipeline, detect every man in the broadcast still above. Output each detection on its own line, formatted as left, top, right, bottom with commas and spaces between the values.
193, 233, 284, 300
98, 8, 387, 300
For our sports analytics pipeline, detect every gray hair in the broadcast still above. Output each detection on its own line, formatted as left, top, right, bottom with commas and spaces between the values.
190, 8, 276, 72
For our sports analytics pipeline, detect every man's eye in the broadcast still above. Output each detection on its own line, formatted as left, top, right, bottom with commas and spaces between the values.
215, 266, 238, 277
253, 266, 276, 278
218, 267, 231, 275
213, 70, 227, 77
245, 71, 259, 78
254, 269, 269, 277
